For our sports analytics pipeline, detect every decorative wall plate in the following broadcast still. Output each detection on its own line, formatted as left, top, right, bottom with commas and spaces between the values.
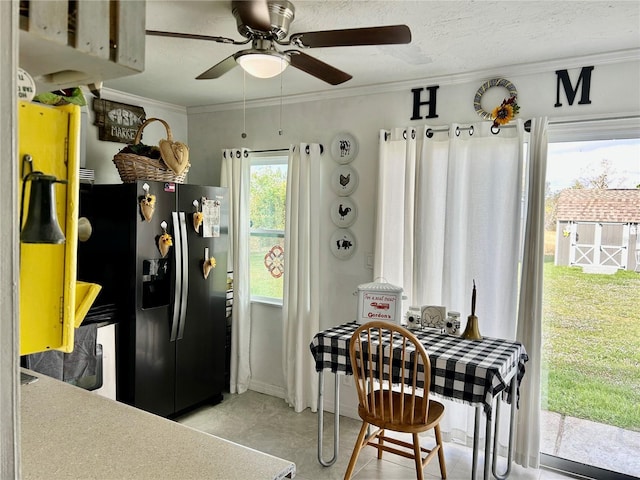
473, 78, 518, 121
330, 165, 358, 196
17, 68, 36, 101
330, 197, 357, 228
330, 229, 356, 260
331, 132, 358, 164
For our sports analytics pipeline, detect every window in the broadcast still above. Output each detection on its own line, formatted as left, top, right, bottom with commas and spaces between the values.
249, 152, 288, 303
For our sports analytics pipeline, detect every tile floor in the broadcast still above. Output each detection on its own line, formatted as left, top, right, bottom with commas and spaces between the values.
176, 390, 577, 480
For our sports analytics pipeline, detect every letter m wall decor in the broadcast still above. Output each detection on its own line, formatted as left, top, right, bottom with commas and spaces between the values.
555, 66, 594, 107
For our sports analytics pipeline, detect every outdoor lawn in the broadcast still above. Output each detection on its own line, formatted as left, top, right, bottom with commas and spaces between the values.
542, 258, 640, 431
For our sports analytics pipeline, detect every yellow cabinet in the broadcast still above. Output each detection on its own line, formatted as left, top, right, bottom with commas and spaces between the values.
18, 100, 87, 355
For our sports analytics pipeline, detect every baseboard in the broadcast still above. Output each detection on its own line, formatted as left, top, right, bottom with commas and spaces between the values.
246, 379, 360, 420
248, 379, 286, 399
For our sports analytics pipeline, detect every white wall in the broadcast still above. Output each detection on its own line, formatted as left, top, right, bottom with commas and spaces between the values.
94, 58, 639, 415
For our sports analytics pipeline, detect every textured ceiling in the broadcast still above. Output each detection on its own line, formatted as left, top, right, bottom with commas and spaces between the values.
103, 0, 640, 108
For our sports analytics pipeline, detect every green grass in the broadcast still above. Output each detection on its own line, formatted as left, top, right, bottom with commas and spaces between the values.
542, 260, 640, 431
250, 252, 283, 299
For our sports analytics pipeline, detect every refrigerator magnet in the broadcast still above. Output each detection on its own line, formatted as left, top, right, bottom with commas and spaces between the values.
203, 257, 216, 280
192, 199, 204, 234
158, 221, 172, 257
139, 194, 156, 222
139, 183, 155, 222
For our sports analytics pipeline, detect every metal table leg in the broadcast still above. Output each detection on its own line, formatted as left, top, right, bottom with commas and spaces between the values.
491, 377, 517, 479
317, 371, 340, 467
472, 406, 482, 480
485, 400, 494, 480
472, 404, 494, 480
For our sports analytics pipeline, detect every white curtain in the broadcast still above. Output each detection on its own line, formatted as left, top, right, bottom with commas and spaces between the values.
282, 144, 322, 412
515, 117, 549, 468
221, 148, 252, 394
375, 121, 530, 453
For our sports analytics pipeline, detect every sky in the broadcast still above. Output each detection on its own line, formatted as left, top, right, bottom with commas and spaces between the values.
546, 139, 640, 192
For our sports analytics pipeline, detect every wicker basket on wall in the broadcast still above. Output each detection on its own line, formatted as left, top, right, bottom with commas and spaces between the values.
112, 118, 190, 183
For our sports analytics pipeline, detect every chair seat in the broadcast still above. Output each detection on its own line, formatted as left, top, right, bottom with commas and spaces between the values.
358, 390, 445, 433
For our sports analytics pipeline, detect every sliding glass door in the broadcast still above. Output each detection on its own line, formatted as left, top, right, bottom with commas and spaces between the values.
540, 136, 640, 479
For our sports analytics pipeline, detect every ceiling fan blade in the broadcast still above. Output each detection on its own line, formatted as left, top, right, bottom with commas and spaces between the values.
288, 25, 411, 48
286, 51, 352, 85
231, 0, 271, 33
196, 55, 238, 80
146, 30, 246, 45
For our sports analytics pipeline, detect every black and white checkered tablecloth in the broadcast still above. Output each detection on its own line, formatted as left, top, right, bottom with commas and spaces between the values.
309, 322, 529, 418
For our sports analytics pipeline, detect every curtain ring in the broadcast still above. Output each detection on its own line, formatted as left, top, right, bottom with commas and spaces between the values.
243, 150, 249, 157
303, 144, 324, 155
426, 128, 434, 138
455, 126, 461, 137
491, 125, 501, 135
235, 150, 241, 158
411, 129, 416, 139
384, 131, 390, 141
402, 129, 407, 140
468, 125, 474, 136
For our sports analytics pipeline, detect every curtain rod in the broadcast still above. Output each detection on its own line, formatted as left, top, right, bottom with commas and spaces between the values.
251, 148, 289, 153
423, 121, 530, 139
387, 115, 640, 141
385, 123, 526, 141
250, 144, 325, 155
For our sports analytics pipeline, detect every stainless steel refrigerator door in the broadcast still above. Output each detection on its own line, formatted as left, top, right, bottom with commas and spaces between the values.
133, 181, 178, 417
174, 184, 228, 412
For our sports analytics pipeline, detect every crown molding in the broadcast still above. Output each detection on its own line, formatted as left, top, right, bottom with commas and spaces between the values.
99, 87, 188, 115
188, 49, 640, 115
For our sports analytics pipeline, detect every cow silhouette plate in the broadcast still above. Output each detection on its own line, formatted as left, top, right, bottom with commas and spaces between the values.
331, 132, 358, 164
330, 229, 357, 260
330, 165, 358, 196
330, 197, 357, 228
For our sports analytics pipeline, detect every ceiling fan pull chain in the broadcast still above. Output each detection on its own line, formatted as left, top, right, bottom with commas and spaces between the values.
278, 64, 283, 135
242, 70, 247, 139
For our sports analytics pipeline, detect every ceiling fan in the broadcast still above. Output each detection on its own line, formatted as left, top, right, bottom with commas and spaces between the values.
146, 0, 412, 85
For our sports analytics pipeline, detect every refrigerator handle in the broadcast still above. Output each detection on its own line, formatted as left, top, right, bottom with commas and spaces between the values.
170, 212, 182, 342
176, 212, 189, 340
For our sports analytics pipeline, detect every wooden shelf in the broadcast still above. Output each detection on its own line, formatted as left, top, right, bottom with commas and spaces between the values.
19, 0, 145, 90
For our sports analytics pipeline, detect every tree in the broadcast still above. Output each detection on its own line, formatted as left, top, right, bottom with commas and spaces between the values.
574, 158, 622, 189
249, 165, 287, 230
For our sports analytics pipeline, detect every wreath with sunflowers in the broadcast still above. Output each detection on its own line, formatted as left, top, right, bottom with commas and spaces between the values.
474, 78, 520, 128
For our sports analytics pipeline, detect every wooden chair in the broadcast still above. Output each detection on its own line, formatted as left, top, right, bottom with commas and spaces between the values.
344, 321, 446, 480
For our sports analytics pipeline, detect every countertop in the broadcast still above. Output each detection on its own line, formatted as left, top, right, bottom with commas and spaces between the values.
20, 370, 295, 479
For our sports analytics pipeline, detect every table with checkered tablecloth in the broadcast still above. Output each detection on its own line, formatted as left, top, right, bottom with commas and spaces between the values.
309, 321, 528, 417
310, 321, 529, 479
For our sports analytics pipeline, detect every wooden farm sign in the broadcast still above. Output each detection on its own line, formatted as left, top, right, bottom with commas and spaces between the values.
93, 98, 146, 143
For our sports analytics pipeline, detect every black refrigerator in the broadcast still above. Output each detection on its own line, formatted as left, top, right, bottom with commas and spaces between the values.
78, 180, 228, 417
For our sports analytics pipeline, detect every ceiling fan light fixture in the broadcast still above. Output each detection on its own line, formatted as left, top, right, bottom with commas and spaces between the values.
235, 50, 290, 78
